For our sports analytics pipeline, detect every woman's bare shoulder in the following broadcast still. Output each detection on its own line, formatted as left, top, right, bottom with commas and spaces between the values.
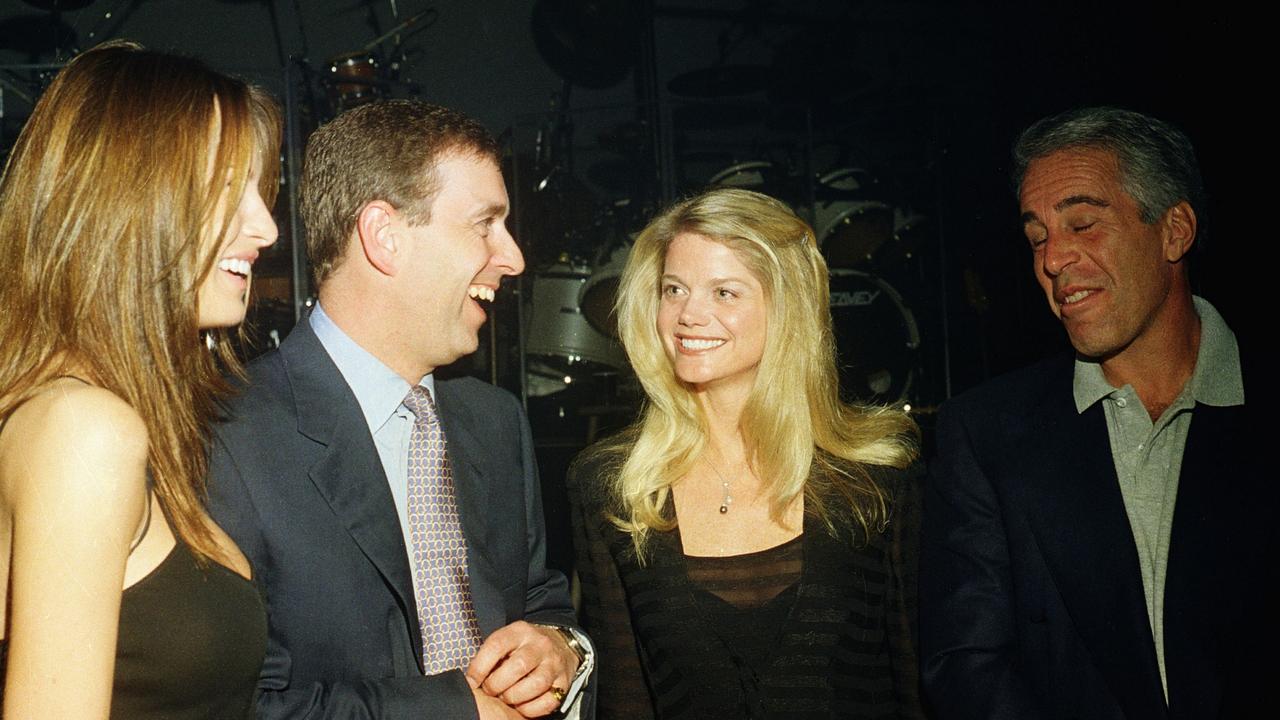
1, 380, 149, 514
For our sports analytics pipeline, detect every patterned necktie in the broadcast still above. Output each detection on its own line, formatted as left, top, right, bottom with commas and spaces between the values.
403, 385, 482, 674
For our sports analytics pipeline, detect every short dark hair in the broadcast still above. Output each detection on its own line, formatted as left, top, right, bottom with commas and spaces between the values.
1012, 106, 1205, 237
300, 99, 500, 285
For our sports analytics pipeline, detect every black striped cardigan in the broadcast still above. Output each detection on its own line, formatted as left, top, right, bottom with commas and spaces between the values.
568, 454, 927, 720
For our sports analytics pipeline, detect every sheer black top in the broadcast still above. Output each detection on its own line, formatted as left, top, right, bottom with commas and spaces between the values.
569, 456, 925, 720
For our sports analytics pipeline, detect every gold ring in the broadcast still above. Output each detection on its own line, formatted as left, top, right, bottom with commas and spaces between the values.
550, 686, 567, 703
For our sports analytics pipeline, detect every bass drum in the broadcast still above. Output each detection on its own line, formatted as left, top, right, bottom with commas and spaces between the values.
828, 269, 919, 405
525, 262, 627, 397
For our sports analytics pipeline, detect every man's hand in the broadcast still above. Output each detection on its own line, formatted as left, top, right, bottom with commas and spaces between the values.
471, 683, 525, 720
466, 621, 581, 718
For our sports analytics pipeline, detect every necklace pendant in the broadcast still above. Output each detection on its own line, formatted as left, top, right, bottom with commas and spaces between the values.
719, 504, 728, 514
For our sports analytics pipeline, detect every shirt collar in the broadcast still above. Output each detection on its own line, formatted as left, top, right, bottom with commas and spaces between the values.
1072, 295, 1243, 414
309, 302, 434, 434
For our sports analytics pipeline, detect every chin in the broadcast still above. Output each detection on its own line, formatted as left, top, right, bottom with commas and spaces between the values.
198, 307, 248, 330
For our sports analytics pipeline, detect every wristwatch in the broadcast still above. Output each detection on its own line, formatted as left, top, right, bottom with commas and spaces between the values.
548, 624, 587, 671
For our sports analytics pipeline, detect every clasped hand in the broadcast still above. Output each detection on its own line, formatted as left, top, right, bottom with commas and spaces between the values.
466, 621, 580, 719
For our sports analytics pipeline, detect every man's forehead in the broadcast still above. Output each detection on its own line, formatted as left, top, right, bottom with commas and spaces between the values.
1020, 147, 1124, 211
433, 154, 506, 207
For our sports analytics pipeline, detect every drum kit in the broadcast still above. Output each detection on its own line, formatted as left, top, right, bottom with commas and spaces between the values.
316, 8, 437, 114
523, 155, 923, 412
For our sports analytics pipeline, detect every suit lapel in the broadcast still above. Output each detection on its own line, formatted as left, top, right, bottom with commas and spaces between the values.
280, 320, 423, 667
1163, 402, 1248, 717
434, 382, 505, 635
1018, 376, 1167, 717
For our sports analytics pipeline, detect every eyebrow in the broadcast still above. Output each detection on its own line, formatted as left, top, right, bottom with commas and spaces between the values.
472, 202, 508, 220
1020, 194, 1110, 225
661, 273, 751, 286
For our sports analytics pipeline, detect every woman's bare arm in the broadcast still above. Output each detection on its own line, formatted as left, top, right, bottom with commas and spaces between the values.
2, 383, 149, 719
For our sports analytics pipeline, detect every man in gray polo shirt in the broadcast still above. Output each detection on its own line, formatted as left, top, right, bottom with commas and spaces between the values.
921, 107, 1271, 719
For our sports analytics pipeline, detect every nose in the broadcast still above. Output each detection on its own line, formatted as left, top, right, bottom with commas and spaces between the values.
246, 187, 279, 249
1041, 228, 1078, 277
491, 223, 524, 277
677, 290, 710, 327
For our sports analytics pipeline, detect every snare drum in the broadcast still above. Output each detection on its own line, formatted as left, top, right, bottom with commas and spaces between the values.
326, 52, 384, 111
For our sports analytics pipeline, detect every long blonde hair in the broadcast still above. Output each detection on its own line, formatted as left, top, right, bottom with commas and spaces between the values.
0, 41, 281, 564
600, 188, 917, 557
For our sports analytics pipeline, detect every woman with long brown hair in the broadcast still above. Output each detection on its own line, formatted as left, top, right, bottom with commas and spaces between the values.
570, 188, 925, 718
0, 42, 280, 718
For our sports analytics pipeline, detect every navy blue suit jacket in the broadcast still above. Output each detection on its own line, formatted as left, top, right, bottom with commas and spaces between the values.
921, 353, 1274, 720
207, 318, 583, 719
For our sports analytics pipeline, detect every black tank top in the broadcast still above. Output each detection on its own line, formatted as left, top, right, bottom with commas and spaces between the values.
2, 540, 266, 718
0, 378, 266, 716
109, 540, 266, 718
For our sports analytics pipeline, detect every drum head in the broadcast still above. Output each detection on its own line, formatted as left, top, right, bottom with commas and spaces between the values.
707, 160, 792, 200
820, 201, 895, 269
814, 167, 894, 269
579, 244, 631, 337
828, 269, 919, 404
526, 265, 627, 395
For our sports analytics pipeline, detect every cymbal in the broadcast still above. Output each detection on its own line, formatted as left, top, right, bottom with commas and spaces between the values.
532, 0, 639, 88
668, 64, 768, 98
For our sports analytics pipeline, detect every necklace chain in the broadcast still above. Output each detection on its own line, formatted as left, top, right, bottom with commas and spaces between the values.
703, 453, 734, 514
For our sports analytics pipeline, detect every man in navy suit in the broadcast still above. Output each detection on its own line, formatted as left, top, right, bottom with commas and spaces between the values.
921, 107, 1271, 719
208, 100, 593, 719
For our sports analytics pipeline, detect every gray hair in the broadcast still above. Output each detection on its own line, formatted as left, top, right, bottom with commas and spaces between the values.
1012, 107, 1205, 235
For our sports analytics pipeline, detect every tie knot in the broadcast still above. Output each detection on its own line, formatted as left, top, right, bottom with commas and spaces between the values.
403, 385, 439, 424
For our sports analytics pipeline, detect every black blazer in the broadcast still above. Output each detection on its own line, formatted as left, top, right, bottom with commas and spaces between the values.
920, 353, 1274, 720
207, 318, 583, 719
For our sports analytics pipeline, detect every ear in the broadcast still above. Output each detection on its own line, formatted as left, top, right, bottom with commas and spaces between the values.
355, 200, 400, 277
1161, 200, 1197, 263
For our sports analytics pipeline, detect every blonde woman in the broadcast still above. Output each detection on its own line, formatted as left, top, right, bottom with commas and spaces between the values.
569, 188, 925, 719
0, 42, 279, 718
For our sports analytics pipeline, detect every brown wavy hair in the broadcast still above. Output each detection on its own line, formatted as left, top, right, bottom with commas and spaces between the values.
0, 41, 281, 564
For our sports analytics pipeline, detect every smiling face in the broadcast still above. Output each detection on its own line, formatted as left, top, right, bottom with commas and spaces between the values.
1019, 146, 1190, 362
392, 152, 524, 371
196, 160, 279, 329
656, 232, 768, 400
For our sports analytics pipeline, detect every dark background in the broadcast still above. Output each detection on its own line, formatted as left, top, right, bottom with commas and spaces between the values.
2, 0, 1254, 572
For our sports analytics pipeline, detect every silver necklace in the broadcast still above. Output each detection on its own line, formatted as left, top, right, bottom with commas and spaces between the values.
703, 456, 734, 514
